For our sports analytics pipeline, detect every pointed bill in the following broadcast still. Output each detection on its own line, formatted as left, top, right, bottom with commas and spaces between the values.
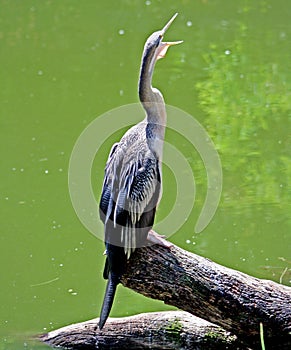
161, 13, 179, 34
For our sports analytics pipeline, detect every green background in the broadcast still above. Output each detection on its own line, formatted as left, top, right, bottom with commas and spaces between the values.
1, 1, 290, 349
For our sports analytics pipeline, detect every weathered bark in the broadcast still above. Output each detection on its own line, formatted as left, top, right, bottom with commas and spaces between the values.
121, 244, 291, 349
40, 243, 291, 349
40, 311, 242, 349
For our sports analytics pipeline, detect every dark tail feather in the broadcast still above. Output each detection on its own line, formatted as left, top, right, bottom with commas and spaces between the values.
98, 273, 119, 330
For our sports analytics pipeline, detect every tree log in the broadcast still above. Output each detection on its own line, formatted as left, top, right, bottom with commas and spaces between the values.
40, 311, 242, 349
121, 244, 291, 349
40, 243, 291, 349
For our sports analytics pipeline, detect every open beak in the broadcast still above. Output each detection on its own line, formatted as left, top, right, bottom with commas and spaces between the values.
157, 41, 183, 60
157, 13, 183, 60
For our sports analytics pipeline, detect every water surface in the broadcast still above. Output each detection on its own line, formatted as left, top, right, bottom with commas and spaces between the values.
0, 1, 290, 348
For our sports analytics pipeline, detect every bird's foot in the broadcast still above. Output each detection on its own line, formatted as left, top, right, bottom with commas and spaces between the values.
147, 230, 173, 248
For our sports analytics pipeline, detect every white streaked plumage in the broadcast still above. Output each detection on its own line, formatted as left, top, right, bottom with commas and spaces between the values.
101, 122, 161, 257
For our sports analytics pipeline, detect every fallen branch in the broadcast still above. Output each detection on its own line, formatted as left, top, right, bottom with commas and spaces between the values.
121, 244, 291, 349
40, 243, 291, 349
40, 311, 242, 349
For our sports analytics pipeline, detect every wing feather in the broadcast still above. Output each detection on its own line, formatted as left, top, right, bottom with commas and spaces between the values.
99, 124, 161, 258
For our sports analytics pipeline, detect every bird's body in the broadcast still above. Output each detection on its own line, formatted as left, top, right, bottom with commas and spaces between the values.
98, 13, 182, 330
100, 120, 162, 256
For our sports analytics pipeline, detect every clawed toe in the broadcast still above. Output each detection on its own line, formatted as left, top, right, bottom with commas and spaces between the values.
147, 230, 173, 248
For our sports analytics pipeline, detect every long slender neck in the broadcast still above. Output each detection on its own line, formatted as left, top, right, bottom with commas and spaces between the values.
138, 49, 166, 158
138, 49, 155, 103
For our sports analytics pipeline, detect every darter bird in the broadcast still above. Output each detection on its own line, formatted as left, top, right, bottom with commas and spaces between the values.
98, 13, 182, 330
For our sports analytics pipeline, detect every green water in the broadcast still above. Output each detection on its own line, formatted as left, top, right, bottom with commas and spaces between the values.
1, 1, 290, 349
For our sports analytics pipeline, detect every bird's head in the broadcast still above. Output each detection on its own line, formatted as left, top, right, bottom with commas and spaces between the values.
143, 13, 183, 74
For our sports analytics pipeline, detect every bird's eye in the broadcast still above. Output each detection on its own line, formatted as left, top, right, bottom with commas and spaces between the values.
156, 34, 163, 46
